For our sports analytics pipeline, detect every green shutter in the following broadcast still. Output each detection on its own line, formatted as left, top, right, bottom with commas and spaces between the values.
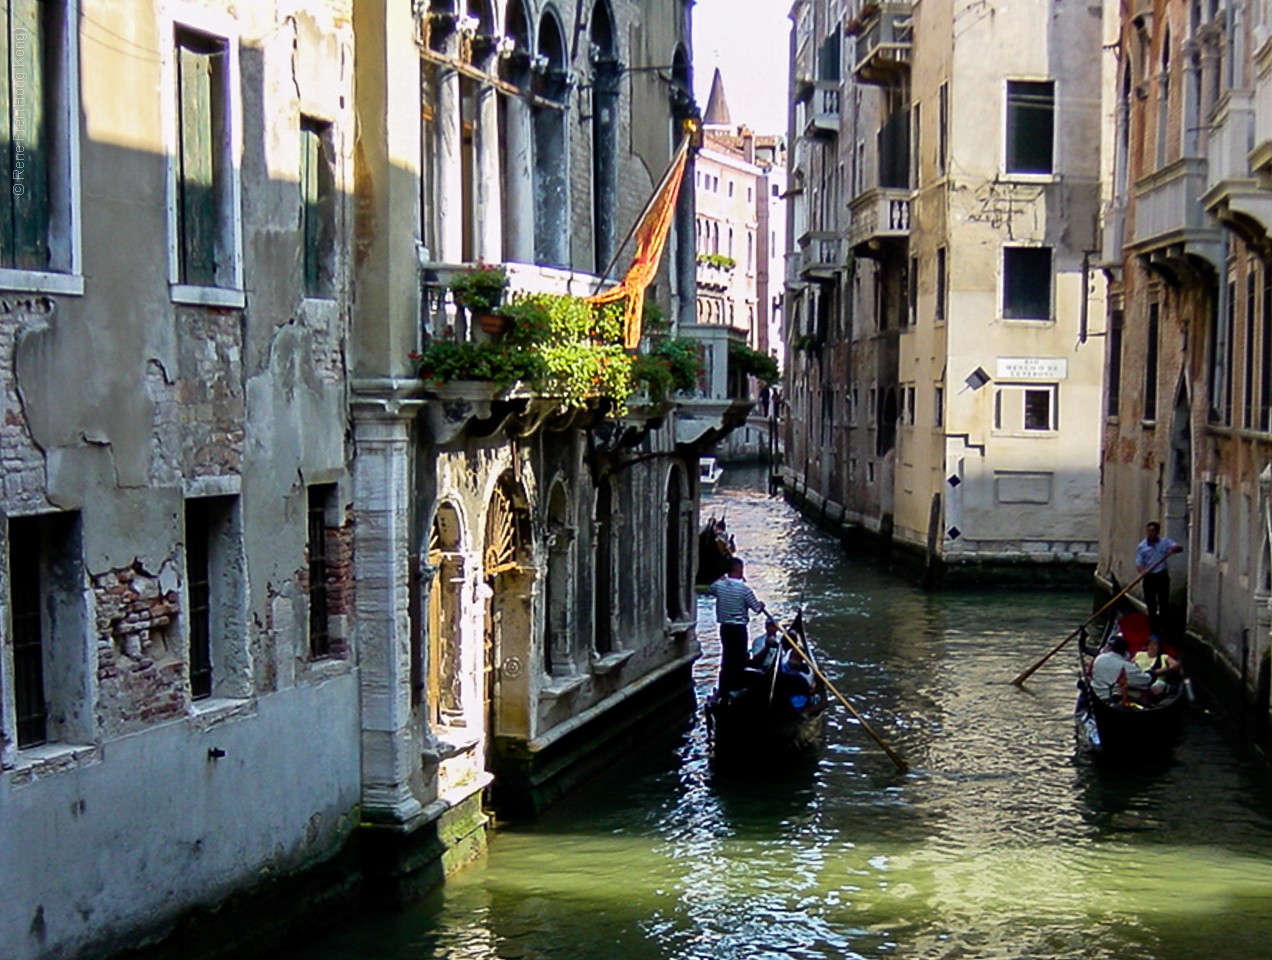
3, 0, 50, 270
177, 38, 217, 286
301, 122, 319, 295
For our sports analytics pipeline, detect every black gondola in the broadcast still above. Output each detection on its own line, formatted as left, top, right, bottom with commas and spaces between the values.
1075, 605, 1187, 757
704, 613, 828, 762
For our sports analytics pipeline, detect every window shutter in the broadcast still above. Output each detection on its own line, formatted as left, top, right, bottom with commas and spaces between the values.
4, 0, 51, 270
177, 40, 217, 286
301, 122, 320, 294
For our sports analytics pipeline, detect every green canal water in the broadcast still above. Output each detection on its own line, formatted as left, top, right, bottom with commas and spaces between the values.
291, 468, 1272, 959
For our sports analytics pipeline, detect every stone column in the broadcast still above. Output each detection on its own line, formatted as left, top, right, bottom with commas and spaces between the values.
352, 400, 423, 823
436, 49, 465, 263
477, 81, 503, 262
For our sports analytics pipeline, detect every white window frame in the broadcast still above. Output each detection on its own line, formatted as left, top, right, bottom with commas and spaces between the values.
0, 0, 82, 296
992, 382, 1059, 435
162, 2, 244, 308
1003, 77, 1057, 180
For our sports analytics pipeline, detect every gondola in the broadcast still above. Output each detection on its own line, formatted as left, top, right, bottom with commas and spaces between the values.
704, 612, 828, 763
1074, 605, 1187, 758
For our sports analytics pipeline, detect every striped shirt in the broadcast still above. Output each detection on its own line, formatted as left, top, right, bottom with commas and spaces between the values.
708, 576, 763, 624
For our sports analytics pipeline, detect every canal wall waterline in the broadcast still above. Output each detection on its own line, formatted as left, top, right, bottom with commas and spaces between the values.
780, 466, 1096, 589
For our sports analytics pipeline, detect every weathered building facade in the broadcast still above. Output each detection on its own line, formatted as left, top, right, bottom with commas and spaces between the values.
783, 0, 1107, 583
1099, 0, 1272, 730
0, 3, 745, 959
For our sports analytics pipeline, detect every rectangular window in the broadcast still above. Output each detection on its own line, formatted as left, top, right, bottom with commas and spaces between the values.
850, 387, 859, 425
6, 511, 86, 749
906, 384, 916, 426
300, 116, 335, 298
936, 246, 947, 322
1204, 481, 1218, 555
175, 27, 237, 289
1210, 291, 1229, 423
937, 81, 949, 175
934, 384, 944, 427
994, 383, 1058, 433
1, 0, 76, 277
1003, 246, 1051, 320
1107, 308, 1123, 418
184, 496, 244, 701
1006, 79, 1055, 174
1145, 301, 1160, 422
908, 254, 918, 327
307, 485, 335, 660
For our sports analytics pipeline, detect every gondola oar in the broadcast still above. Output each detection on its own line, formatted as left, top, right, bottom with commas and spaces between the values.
765, 611, 909, 774
1010, 554, 1171, 687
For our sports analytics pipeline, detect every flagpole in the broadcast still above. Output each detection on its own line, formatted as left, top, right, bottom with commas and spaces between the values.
592, 136, 692, 294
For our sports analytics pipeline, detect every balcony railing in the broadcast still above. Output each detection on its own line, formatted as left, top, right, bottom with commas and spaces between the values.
851, 3, 913, 86
848, 187, 911, 253
419, 259, 605, 340
797, 230, 843, 279
696, 258, 734, 293
1202, 91, 1272, 250
1127, 157, 1221, 275
805, 81, 841, 138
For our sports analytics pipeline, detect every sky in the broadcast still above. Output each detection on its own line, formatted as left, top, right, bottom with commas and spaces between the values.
692, 0, 792, 137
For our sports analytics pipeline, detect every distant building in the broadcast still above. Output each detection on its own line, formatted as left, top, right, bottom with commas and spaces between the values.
782, 0, 1106, 583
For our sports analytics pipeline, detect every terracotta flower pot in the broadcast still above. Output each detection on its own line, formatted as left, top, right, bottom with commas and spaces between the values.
478, 313, 510, 335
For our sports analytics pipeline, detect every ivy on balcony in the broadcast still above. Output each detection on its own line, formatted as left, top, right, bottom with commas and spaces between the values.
414, 293, 702, 412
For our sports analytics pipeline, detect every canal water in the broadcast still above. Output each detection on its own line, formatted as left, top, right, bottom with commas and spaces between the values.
291, 467, 1272, 960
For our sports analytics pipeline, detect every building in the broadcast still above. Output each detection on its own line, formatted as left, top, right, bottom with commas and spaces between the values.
782, 0, 1107, 584
0, 3, 755, 959
694, 68, 786, 459
1099, 0, 1272, 732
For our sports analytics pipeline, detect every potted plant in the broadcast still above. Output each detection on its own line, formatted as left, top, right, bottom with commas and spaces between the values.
449, 263, 510, 331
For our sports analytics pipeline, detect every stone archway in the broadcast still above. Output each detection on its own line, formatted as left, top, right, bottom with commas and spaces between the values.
426, 503, 466, 728
483, 472, 536, 755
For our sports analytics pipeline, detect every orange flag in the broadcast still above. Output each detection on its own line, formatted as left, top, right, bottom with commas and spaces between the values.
589, 137, 691, 348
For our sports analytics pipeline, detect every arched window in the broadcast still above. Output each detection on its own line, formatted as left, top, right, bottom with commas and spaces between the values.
544, 481, 573, 675
499, 0, 534, 262
534, 11, 569, 267
591, 1, 620, 275
665, 465, 692, 620
427, 504, 467, 726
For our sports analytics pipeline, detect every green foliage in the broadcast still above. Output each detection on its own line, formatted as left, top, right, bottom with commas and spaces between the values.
449, 263, 509, 313
631, 336, 704, 400
696, 253, 737, 270
413, 335, 547, 387
729, 343, 781, 385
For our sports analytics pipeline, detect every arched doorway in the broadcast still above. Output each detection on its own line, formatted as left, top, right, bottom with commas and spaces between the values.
665, 463, 692, 621
484, 472, 536, 754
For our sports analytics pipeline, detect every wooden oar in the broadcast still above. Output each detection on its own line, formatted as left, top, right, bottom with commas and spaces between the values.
765, 611, 909, 774
1010, 554, 1171, 687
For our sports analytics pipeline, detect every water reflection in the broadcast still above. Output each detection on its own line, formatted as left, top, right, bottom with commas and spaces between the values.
288, 467, 1272, 960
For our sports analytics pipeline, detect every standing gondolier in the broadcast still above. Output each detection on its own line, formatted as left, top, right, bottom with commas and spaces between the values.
1136, 521, 1183, 635
707, 558, 766, 694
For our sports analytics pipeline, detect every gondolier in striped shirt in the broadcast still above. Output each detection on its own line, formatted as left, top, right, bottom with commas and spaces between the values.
707, 558, 766, 694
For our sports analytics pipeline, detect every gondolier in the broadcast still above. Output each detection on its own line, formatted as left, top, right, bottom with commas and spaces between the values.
707, 557, 765, 694
1135, 521, 1183, 634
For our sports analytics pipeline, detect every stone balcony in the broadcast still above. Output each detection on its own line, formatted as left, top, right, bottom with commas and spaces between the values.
1202, 91, 1272, 254
797, 230, 844, 280
804, 82, 841, 139
1127, 156, 1221, 280
850, 2, 913, 87
848, 187, 911, 256
673, 323, 755, 449
695, 258, 734, 293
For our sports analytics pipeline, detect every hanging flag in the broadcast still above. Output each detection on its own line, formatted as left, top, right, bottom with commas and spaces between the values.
589, 136, 692, 349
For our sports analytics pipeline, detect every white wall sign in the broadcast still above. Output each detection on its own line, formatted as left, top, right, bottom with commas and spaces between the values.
996, 357, 1068, 380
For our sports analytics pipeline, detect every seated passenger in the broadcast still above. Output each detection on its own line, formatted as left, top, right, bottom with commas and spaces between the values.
1092, 635, 1164, 702
749, 619, 781, 673
1134, 635, 1182, 684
